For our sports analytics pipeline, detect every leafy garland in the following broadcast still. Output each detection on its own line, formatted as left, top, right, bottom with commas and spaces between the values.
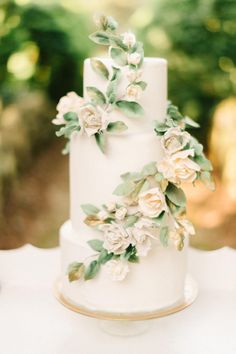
53, 14, 147, 154
67, 102, 215, 283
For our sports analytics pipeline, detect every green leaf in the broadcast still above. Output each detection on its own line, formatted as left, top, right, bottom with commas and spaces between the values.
95, 132, 106, 153
160, 227, 169, 247
152, 211, 166, 225
107, 121, 128, 133
113, 181, 135, 196
106, 16, 118, 31
185, 116, 200, 128
141, 161, 157, 177
109, 36, 128, 51
90, 58, 109, 79
86, 86, 106, 105
111, 66, 121, 81
106, 81, 117, 103
129, 254, 139, 263
116, 100, 144, 118
123, 245, 137, 260
166, 183, 186, 207
110, 47, 127, 66
124, 215, 139, 228
81, 204, 100, 215
193, 155, 213, 171
154, 122, 169, 134
136, 81, 147, 90
89, 31, 111, 45
84, 260, 100, 280
67, 262, 84, 282
121, 171, 143, 182
63, 112, 78, 121
155, 172, 164, 183
129, 179, 146, 199
88, 239, 104, 252
98, 249, 114, 264
199, 171, 215, 191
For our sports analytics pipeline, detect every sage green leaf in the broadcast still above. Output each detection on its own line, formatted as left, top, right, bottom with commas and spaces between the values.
155, 172, 164, 183
129, 179, 145, 199
110, 47, 127, 66
121, 171, 142, 182
86, 86, 106, 105
106, 16, 118, 31
106, 81, 117, 103
88, 239, 104, 252
152, 211, 166, 225
81, 204, 100, 215
116, 100, 144, 118
90, 58, 109, 79
98, 249, 113, 264
123, 245, 137, 260
67, 262, 84, 282
185, 116, 200, 128
63, 112, 78, 121
160, 227, 169, 247
84, 260, 100, 280
193, 155, 213, 171
111, 66, 121, 81
166, 183, 186, 207
154, 122, 169, 134
89, 31, 110, 45
136, 81, 147, 90
167, 103, 183, 121
199, 171, 216, 191
113, 181, 135, 196
141, 161, 157, 177
140, 179, 150, 193
109, 36, 128, 51
95, 132, 106, 153
124, 215, 139, 228
129, 254, 139, 263
107, 121, 128, 133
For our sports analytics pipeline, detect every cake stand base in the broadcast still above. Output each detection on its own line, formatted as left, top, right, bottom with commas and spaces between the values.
99, 319, 150, 336
54, 275, 198, 336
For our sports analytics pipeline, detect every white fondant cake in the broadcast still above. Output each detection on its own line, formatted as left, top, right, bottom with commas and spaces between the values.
59, 57, 188, 312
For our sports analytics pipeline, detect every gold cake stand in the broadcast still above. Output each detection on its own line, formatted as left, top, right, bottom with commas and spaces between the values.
54, 275, 198, 336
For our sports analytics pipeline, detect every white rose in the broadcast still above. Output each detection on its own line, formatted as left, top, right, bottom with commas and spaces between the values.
115, 207, 127, 221
122, 31, 136, 47
53, 91, 84, 125
105, 260, 129, 281
161, 127, 190, 155
79, 104, 108, 137
158, 149, 200, 184
127, 69, 142, 82
126, 84, 142, 101
97, 210, 109, 221
105, 202, 116, 213
128, 227, 152, 257
138, 187, 167, 218
100, 223, 131, 255
127, 52, 142, 66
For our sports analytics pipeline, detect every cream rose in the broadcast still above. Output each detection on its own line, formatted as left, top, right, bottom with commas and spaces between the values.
138, 187, 167, 218
127, 52, 141, 66
127, 219, 154, 257
158, 149, 200, 184
127, 69, 142, 82
105, 260, 129, 281
79, 104, 108, 137
161, 127, 190, 154
53, 91, 84, 125
122, 31, 136, 48
115, 207, 127, 221
126, 84, 142, 101
105, 202, 116, 213
100, 223, 131, 255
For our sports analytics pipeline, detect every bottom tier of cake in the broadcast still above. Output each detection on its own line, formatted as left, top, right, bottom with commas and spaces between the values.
60, 221, 188, 313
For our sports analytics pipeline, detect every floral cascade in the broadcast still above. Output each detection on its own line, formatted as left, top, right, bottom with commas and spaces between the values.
52, 14, 147, 154
67, 101, 215, 283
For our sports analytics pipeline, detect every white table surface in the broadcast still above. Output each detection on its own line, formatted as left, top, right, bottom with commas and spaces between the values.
0, 245, 236, 354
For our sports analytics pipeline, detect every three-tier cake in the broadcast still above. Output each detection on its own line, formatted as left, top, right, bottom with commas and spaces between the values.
53, 14, 214, 313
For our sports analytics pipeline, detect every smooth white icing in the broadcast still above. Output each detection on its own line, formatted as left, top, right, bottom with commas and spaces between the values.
60, 221, 187, 312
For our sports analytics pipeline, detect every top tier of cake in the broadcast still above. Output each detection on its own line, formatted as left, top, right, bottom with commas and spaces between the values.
83, 57, 167, 134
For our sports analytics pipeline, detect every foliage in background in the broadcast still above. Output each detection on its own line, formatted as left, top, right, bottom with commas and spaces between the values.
0, 1, 92, 212
137, 0, 236, 145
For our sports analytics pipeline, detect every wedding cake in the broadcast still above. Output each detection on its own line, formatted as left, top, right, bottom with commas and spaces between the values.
53, 15, 214, 313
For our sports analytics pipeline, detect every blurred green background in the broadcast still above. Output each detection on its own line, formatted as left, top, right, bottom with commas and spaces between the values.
1, 0, 236, 249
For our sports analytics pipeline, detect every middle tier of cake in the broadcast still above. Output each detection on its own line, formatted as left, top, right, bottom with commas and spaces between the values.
70, 131, 164, 240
